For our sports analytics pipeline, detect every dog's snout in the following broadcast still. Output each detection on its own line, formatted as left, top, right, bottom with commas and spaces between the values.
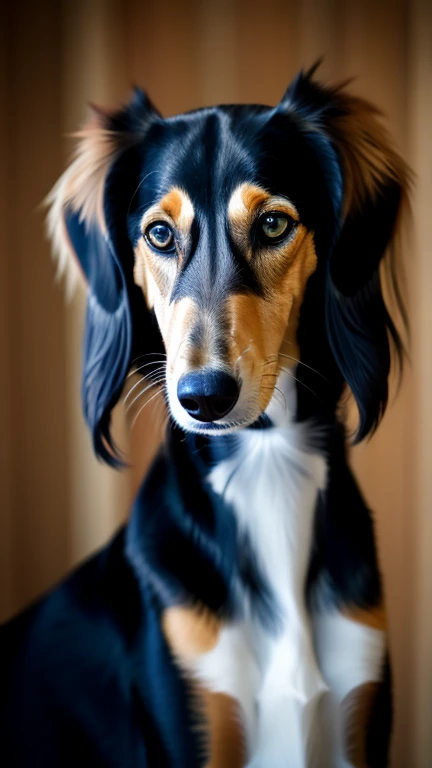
177, 370, 239, 422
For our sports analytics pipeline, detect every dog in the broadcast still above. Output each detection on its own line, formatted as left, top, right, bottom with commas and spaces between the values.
1, 65, 409, 767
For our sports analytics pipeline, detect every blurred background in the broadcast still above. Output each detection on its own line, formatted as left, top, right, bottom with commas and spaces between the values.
0, 0, 430, 764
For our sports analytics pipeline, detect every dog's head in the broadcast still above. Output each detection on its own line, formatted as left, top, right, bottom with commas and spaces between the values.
48, 66, 409, 465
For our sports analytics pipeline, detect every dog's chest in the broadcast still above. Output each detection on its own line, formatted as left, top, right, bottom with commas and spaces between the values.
209, 425, 327, 618
199, 423, 329, 766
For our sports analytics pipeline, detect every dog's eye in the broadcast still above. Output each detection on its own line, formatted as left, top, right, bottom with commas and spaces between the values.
258, 212, 295, 244
145, 222, 176, 253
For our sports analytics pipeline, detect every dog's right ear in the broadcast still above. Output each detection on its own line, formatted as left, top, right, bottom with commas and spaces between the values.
47, 89, 160, 466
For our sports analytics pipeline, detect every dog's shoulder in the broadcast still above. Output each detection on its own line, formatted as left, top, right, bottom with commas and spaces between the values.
1, 532, 145, 765
1, 526, 205, 768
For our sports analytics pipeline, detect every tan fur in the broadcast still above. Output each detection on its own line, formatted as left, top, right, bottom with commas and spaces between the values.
162, 604, 222, 661
228, 183, 299, 260
162, 607, 245, 767
201, 691, 246, 768
343, 603, 387, 632
241, 184, 271, 212
322, 91, 410, 221
159, 186, 195, 233
225, 231, 317, 412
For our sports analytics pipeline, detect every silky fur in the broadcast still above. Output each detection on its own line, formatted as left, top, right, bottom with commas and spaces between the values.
1, 66, 408, 768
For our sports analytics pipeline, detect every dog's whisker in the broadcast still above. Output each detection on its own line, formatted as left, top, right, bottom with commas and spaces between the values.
130, 351, 166, 366
127, 360, 167, 379
273, 385, 288, 412
278, 352, 329, 382
131, 386, 165, 431
124, 367, 166, 404
262, 366, 323, 403
125, 381, 163, 416
279, 367, 323, 403
125, 376, 166, 413
234, 345, 252, 366
126, 170, 160, 218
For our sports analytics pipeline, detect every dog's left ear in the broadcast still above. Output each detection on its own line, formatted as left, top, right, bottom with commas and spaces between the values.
47, 89, 160, 465
280, 69, 410, 440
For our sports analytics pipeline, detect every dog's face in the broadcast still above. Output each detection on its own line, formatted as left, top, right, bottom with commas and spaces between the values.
48, 69, 408, 464
128, 107, 330, 434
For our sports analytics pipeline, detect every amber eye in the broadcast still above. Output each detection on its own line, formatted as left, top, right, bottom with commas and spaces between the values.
145, 221, 176, 254
258, 212, 295, 244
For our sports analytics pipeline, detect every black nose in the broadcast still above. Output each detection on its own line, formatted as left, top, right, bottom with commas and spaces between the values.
177, 370, 240, 422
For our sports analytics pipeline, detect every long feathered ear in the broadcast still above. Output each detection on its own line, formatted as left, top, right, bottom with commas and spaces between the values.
280, 68, 410, 440
47, 89, 160, 465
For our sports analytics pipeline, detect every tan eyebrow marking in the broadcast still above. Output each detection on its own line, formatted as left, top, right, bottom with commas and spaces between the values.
228, 182, 299, 232
159, 186, 194, 232
241, 184, 271, 211
228, 183, 300, 265
228, 183, 269, 230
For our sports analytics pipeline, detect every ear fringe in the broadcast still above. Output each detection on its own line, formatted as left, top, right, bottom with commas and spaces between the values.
323, 93, 412, 220
45, 96, 156, 296
326, 270, 399, 442
281, 70, 411, 220
45, 90, 158, 465
45, 114, 122, 296
326, 95, 411, 438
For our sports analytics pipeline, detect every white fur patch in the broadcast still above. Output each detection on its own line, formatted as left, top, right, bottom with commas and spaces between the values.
312, 610, 386, 702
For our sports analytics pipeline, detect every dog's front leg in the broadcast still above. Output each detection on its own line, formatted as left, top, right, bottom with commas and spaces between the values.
163, 606, 257, 768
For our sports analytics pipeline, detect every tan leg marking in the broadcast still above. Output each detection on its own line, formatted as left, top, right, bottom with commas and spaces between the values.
202, 690, 246, 768
162, 604, 222, 661
342, 681, 381, 768
162, 607, 246, 766
343, 603, 387, 631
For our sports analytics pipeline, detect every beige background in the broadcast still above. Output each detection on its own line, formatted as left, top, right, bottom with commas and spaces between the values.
1, 1, 431, 765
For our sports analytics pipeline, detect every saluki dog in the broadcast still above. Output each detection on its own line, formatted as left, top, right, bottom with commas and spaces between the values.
1, 65, 409, 767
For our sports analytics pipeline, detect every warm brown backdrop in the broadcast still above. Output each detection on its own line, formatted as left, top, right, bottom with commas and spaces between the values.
1, 1, 431, 765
